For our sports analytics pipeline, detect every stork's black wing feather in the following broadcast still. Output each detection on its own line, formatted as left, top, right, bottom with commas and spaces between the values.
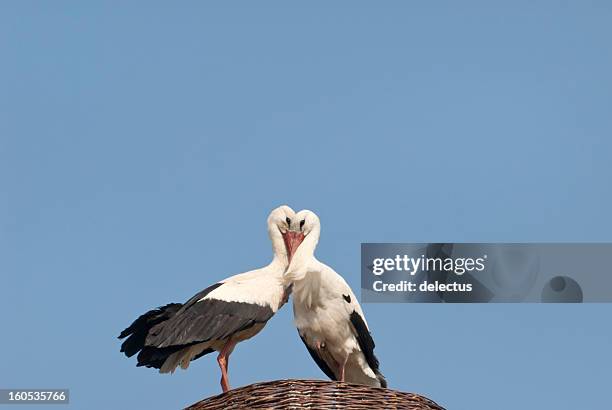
136, 346, 214, 369
118, 303, 182, 357
298, 332, 337, 381
349, 311, 378, 369
144, 283, 274, 348
350, 310, 387, 387
119, 282, 224, 368
176, 282, 224, 312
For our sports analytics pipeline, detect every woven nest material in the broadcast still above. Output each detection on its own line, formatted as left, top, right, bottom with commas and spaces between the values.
186, 379, 445, 410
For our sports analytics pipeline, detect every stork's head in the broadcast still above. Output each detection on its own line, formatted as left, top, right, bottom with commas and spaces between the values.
267, 205, 302, 263
286, 209, 320, 256
292, 209, 320, 239
282, 209, 321, 284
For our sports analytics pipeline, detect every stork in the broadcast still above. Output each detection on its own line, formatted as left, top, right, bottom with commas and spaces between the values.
118, 205, 304, 393
284, 210, 387, 388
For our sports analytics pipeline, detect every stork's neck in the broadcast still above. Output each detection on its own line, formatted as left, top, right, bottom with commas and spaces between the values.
269, 226, 289, 271
298, 228, 319, 258
288, 227, 321, 308
270, 254, 288, 272
287, 226, 320, 273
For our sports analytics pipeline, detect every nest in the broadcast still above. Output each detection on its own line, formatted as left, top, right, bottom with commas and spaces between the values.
186, 379, 445, 410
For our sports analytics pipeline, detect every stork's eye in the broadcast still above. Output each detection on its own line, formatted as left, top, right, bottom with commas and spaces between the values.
286, 217, 291, 225
300, 219, 305, 229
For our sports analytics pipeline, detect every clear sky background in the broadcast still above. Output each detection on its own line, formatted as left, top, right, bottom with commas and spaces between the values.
2, 2, 611, 409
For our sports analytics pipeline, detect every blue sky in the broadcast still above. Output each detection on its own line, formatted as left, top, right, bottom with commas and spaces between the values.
1, 2, 611, 409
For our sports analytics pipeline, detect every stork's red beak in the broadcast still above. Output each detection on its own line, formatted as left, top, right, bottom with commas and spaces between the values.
282, 231, 305, 263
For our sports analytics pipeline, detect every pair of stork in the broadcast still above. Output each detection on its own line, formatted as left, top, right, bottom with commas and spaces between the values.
119, 206, 386, 393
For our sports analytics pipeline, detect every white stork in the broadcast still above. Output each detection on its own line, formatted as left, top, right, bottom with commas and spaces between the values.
284, 210, 387, 388
118, 205, 304, 393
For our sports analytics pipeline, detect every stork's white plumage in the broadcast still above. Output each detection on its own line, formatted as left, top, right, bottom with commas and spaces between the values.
284, 210, 386, 388
119, 205, 304, 393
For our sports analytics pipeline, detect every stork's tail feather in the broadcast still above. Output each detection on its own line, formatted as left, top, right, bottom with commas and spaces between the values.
118, 303, 182, 358
375, 369, 387, 388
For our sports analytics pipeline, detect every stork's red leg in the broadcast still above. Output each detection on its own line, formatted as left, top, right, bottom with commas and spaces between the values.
339, 356, 348, 382
315, 340, 345, 382
217, 338, 237, 393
